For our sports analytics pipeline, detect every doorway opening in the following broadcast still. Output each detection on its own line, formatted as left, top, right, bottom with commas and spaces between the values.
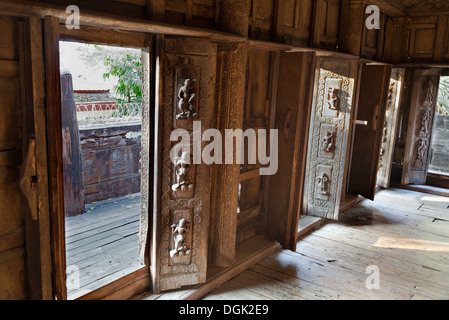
59, 41, 146, 299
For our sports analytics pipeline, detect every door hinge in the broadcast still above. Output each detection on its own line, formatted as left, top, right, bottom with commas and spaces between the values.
20, 138, 38, 221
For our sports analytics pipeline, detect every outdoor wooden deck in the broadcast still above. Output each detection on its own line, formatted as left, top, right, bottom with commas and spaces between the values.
65, 193, 143, 300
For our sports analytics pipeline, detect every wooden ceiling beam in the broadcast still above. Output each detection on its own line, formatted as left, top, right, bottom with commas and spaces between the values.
0, 0, 246, 43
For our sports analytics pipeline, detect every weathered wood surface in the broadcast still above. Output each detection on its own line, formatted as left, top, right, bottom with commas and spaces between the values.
0, 15, 27, 300
79, 123, 142, 204
203, 188, 449, 300
65, 193, 143, 300
348, 64, 391, 200
61, 72, 85, 217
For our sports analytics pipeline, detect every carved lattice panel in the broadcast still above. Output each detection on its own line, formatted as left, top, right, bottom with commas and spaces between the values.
304, 58, 356, 219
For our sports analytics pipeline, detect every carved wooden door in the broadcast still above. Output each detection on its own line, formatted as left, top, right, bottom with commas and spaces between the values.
348, 64, 391, 200
303, 57, 357, 220
151, 37, 216, 292
377, 68, 405, 189
401, 69, 441, 185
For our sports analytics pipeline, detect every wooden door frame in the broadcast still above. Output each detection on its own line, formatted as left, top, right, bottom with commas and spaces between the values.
47, 20, 154, 300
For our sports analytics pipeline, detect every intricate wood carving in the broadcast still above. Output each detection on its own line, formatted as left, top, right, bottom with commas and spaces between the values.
304, 58, 356, 219
414, 139, 427, 170
377, 69, 404, 188
315, 165, 332, 201
169, 210, 193, 266
418, 109, 430, 137
319, 124, 337, 159
176, 78, 196, 120
174, 68, 200, 130
323, 78, 342, 117
171, 151, 195, 199
155, 38, 216, 292
403, 71, 440, 182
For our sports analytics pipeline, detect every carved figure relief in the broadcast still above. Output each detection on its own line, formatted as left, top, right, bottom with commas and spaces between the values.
319, 124, 337, 159
323, 78, 342, 117
322, 130, 334, 152
176, 78, 197, 120
423, 77, 437, 107
314, 165, 333, 202
171, 151, 195, 199
317, 172, 330, 196
417, 140, 427, 162
418, 109, 430, 137
413, 139, 428, 170
170, 218, 191, 258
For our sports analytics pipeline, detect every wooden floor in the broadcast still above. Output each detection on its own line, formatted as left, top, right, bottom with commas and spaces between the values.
202, 188, 449, 300
65, 193, 143, 300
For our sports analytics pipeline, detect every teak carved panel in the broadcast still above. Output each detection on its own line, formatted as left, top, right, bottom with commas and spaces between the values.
304, 58, 356, 219
402, 69, 440, 185
156, 37, 216, 292
377, 68, 404, 189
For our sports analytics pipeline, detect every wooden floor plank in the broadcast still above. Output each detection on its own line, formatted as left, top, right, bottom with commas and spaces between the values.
65, 194, 142, 299
202, 188, 449, 300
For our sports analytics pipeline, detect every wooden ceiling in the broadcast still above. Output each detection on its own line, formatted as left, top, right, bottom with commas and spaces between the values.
403, 0, 449, 12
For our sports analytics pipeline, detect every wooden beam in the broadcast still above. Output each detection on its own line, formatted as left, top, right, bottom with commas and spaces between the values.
58, 24, 147, 48
0, 0, 245, 43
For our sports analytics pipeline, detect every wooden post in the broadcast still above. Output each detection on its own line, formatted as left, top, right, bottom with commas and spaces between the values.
44, 15, 67, 300
60, 72, 85, 218
209, 43, 247, 267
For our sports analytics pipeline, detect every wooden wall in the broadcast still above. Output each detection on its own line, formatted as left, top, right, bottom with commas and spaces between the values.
79, 124, 142, 205
1, 0, 449, 300
0, 15, 27, 299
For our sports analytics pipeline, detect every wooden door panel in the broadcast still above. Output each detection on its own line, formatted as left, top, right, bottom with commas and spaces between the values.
377, 68, 405, 188
348, 64, 391, 200
303, 57, 357, 220
402, 69, 440, 185
153, 37, 216, 292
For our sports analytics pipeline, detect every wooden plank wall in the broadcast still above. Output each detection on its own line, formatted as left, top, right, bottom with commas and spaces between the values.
0, 15, 28, 299
79, 124, 142, 205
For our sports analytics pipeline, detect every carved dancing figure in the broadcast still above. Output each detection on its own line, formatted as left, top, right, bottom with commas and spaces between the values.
326, 86, 340, 111
322, 130, 335, 152
177, 78, 196, 120
170, 218, 191, 258
419, 110, 430, 137
172, 151, 192, 192
417, 140, 427, 163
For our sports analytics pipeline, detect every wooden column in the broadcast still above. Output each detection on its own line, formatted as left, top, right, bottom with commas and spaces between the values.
44, 15, 67, 300
209, 43, 247, 267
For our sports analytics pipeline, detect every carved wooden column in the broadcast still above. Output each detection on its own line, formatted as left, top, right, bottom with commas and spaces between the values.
209, 43, 247, 267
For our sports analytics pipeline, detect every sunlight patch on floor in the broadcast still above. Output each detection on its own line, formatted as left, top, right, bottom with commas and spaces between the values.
373, 236, 449, 252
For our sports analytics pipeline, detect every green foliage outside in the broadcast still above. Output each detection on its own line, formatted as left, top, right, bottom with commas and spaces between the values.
437, 77, 449, 116
102, 52, 143, 117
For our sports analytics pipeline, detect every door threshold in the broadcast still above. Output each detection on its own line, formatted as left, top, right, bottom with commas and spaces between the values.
390, 182, 449, 197
134, 235, 282, 300
296, 215, 327, 241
